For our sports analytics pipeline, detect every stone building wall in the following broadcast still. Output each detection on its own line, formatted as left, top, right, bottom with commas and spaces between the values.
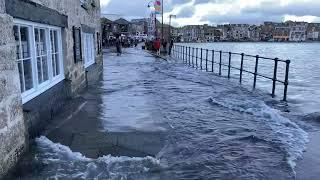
0, 0, 102, 177
0, 0, 27, 178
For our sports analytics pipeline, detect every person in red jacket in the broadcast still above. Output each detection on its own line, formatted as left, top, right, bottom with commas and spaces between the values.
153, 38, 161, 55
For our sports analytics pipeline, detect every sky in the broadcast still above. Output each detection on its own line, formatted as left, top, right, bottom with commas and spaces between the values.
100, 0, 320, 27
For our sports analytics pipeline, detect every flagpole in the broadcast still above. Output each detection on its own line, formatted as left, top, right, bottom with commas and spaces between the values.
161, 0, 164, 41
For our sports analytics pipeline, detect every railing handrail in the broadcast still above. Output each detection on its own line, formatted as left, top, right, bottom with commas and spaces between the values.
171, 44, 291, 101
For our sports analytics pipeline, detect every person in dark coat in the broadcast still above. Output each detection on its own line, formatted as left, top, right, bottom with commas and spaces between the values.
169, 39, 174, 55
115, 34, 122, 56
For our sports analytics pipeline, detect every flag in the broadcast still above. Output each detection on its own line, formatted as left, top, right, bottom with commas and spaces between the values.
154, 0, 161, 14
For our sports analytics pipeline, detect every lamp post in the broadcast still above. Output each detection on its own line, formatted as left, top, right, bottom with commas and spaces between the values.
169, 15, 176, 41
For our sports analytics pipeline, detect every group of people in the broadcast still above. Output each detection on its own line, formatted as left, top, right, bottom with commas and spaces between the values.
112, 35, 175, 57
113, 35, 141, 56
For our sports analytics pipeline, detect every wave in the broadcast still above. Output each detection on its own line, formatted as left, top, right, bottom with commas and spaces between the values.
35, 136, 162, 179
208, 97, 309, 171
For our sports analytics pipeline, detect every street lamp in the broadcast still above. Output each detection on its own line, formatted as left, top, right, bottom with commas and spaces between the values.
169, 15, 176, 41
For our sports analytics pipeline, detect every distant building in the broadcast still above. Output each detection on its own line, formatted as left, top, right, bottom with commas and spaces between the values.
273, 23, 290, 42
289, 22, 307, 42
307, 23, 320, 41
179, 25, 204, 42
131, 18, 148, 35
260, 22, 275, 41
232, 24, 250, 41
249, 25, 261, 41
113, 18, 131, 36
131, 22, 145, 36
217, 24, 232, 41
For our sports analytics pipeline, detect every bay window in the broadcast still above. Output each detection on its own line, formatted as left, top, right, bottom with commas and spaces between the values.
14, 19, 64, 104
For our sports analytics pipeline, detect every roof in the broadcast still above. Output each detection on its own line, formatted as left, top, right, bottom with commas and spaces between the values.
114, 18, 130, 25
101, 18, 113, 24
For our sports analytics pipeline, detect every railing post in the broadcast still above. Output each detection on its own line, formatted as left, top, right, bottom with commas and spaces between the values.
186, 46, 188, 64
192, 47, 195, 68
182, 46, 184, 61
212, 50, 214, 72
206, 49, 208, 71
196, 48, 198, 68
271, 58, 278, 98
200, 48, 203, 70
228, 52, 231, 79
240, 53, 244, 84
283, 60, 290, 101
253, 55, 259, 89
219, 51, 222, 75
189, 47, 191, 66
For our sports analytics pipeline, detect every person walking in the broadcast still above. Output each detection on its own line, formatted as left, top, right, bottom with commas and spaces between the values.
169, 38, 174, 55
154, 38, 161, 56
115, 35, 122, 56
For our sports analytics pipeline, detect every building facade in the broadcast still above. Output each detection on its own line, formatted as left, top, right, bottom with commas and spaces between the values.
289, 22, 307, 42
273, 26, 290, 42
0, 0, 102, 177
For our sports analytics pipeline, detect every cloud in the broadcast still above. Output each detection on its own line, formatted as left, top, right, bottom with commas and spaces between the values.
101, 0, 320, 26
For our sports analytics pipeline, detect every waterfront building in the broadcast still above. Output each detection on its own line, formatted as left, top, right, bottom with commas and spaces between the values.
0, 0, 102, 177
289, 22, 307, 42
218, 24, 233, 41
231, 24, 250, 41
204, 25, 216, 42
249, 25, 261, 41
260, 22, 275, 41
273, 23, 290, 42
179, 25, 204, 42
307, 23, 320, 41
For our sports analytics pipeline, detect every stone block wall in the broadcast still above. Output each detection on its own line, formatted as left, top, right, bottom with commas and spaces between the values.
0, 0, 103, 177
0, 0, 27, 177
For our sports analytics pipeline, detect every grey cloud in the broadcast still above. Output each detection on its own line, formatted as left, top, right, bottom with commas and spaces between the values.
176, 5, 195, 18
244, 1, 320, 17
201, 13, 282, 25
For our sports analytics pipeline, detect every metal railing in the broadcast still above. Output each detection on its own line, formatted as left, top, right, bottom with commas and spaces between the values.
171, 45, 291, 101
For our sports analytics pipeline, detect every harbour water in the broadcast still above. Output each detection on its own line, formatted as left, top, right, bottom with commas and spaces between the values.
179, 42, 320, 115
7, 44, 320, 179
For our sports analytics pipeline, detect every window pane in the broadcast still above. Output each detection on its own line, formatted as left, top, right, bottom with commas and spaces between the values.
42, 56, 49, 81
37, 57, 43, 83
23, 59, 33, 90
54, 31, 58, 53
55, 54, 60, 75
50, 30, 54, 52
17, 61, 24, 92
40, 29, 47, 55
13, 26, 21, 59
50, 30, 61, 77
51, 54, 56, 76
20, 27, 30, 59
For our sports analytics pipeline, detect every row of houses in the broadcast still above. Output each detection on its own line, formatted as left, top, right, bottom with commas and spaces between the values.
101, 17, 147, 39
178, 21, 320, 42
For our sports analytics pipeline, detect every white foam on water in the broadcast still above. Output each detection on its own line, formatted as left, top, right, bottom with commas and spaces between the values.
35, 136, 162, 179
209, 97, 309, 171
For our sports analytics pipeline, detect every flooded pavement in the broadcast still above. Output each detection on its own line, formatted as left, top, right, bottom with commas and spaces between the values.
6, 47, 317, 179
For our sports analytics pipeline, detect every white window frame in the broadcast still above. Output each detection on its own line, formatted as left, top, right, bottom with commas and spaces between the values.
83, 32, 95, 68
14, 19, 65, 104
